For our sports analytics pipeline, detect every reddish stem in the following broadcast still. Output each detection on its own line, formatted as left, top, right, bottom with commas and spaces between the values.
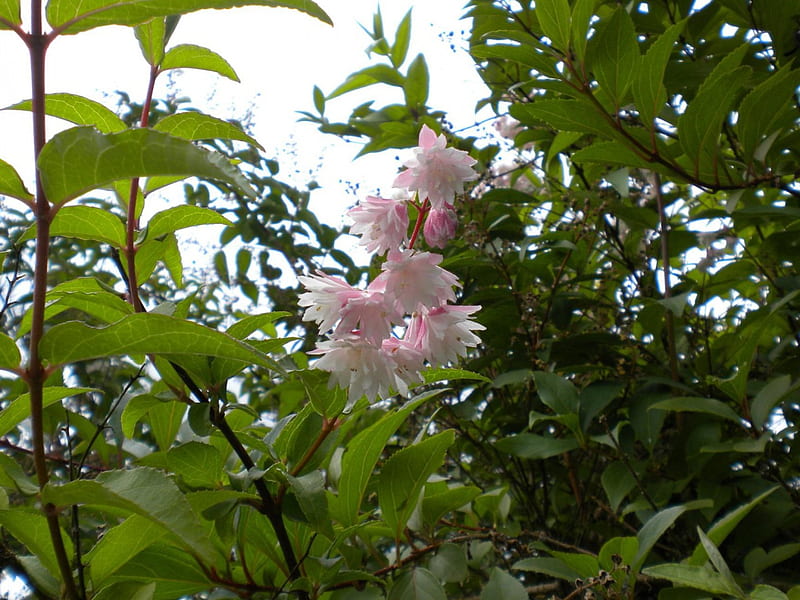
26, 2, 81, 597
407, 197, 430, 249
124, 63, 159, 312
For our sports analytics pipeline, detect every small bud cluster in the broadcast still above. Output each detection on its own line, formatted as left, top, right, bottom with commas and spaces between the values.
299, 125, 484, 404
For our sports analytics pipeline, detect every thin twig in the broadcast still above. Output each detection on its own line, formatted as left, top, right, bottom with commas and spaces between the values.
652, 172, 680, 383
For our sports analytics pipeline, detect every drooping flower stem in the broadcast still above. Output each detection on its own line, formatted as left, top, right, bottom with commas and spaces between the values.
26, 1, 82, 597
407, 197, 430, 249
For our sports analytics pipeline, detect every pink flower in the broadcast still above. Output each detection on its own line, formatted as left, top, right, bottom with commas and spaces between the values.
405, 304, 485, 366
335, 288, 401, 344
493, 115, 523, 140
348, 195, 409, 255
381, 337, 424, 395
393, 125, 477, 210
372, 249, 459, 313
310, 336, 397, 403
311, 335, 424, 403
423, 205, 458, 248
298, 272, 362, 332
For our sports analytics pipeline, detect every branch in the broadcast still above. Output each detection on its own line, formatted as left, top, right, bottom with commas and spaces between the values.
168, 361, 307, 598
26, 0, 80, 594
651, 172, 680, 383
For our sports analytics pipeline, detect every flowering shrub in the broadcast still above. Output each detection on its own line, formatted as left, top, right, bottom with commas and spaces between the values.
300, 125, 484, 403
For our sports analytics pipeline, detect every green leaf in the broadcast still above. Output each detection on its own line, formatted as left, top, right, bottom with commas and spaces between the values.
225, 312, 288, 339
678, 67, 750, 178
378, 430, 455, 536
37, 126, 256, 205
144, 205, 232, 241
286, 470, 333, 538
751, 375, 793, 429
550, 551, 600, 579
536, 0, 571, 50
687, 487, 778, 566
480, 568, 527, 600
153, 112, 262, 148
738, 64, 800, 162
534, 371, 579, 415
601, 462, 636, 513
5, 93, 127, 133
745, 544, 800, 580
391, 9, 412, 68
0, 452, 39, 495
696, 527, 736, 584
642, 564, 744, 597
335, 393, 440, 526
421, 367, 491, 384
84, 515, 166, 585
0, 157, 33, 201
599, 536, 638, 571
135, 17, 166, 65
47, 0, 332, 34
39, 313, 276, 369
750, 585, 791, 600
650, 396, 742, 425
19, 205, 127, 247
99, 544, 211, 599
513, 556, 580, 581
571, 140, 659, 169
94, 582, 156, 600
121, 394, 163, 438
422, 485, 481, 527
511, 99, 614, 137
635, 501, 711, 571
0, 387, 97, 437
495, 433, 579, 459
0, 332, 20, 372
327, 65, 406, 99
388, 568, 446, 600
42, 467, 217, 559
0, 509, 73, 582
589, 7, 639, 107
16, 557, 59, 598
570, 0, 595, 62
477, 188, 538, 205
147, 398, 186, 452
167, 442, 223, 488
632, 20, 685, 128
404, 53, 429, 107
0, 0, 21, 27
160, 44, 239, 81
470, 43, 560, 77
312, 85, 325, 114
429, 544, 468, 583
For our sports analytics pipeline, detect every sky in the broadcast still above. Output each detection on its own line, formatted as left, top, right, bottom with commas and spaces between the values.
0, 1, 489, 224
0, 1, 490, 595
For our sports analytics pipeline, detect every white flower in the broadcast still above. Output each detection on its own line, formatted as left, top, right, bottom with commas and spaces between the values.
310, 336, 396, 404
335, 288, 401, 344
311, 335, 422, 403
405, 304, 485, 366
298, 272, 362, 332
381, 337, 425, 395
348, 195, 409, 255
372, 249, 459, 313
393, 124, 477, 209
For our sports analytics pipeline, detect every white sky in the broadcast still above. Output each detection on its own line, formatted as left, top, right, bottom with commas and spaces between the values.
0, 1, 488, 226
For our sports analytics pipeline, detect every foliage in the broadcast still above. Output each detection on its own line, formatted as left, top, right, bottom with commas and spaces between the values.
0, 0, 799, 599
304, 1, 800, 598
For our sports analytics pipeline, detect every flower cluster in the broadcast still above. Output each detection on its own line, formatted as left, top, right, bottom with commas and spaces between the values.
299, 125, 483, 404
